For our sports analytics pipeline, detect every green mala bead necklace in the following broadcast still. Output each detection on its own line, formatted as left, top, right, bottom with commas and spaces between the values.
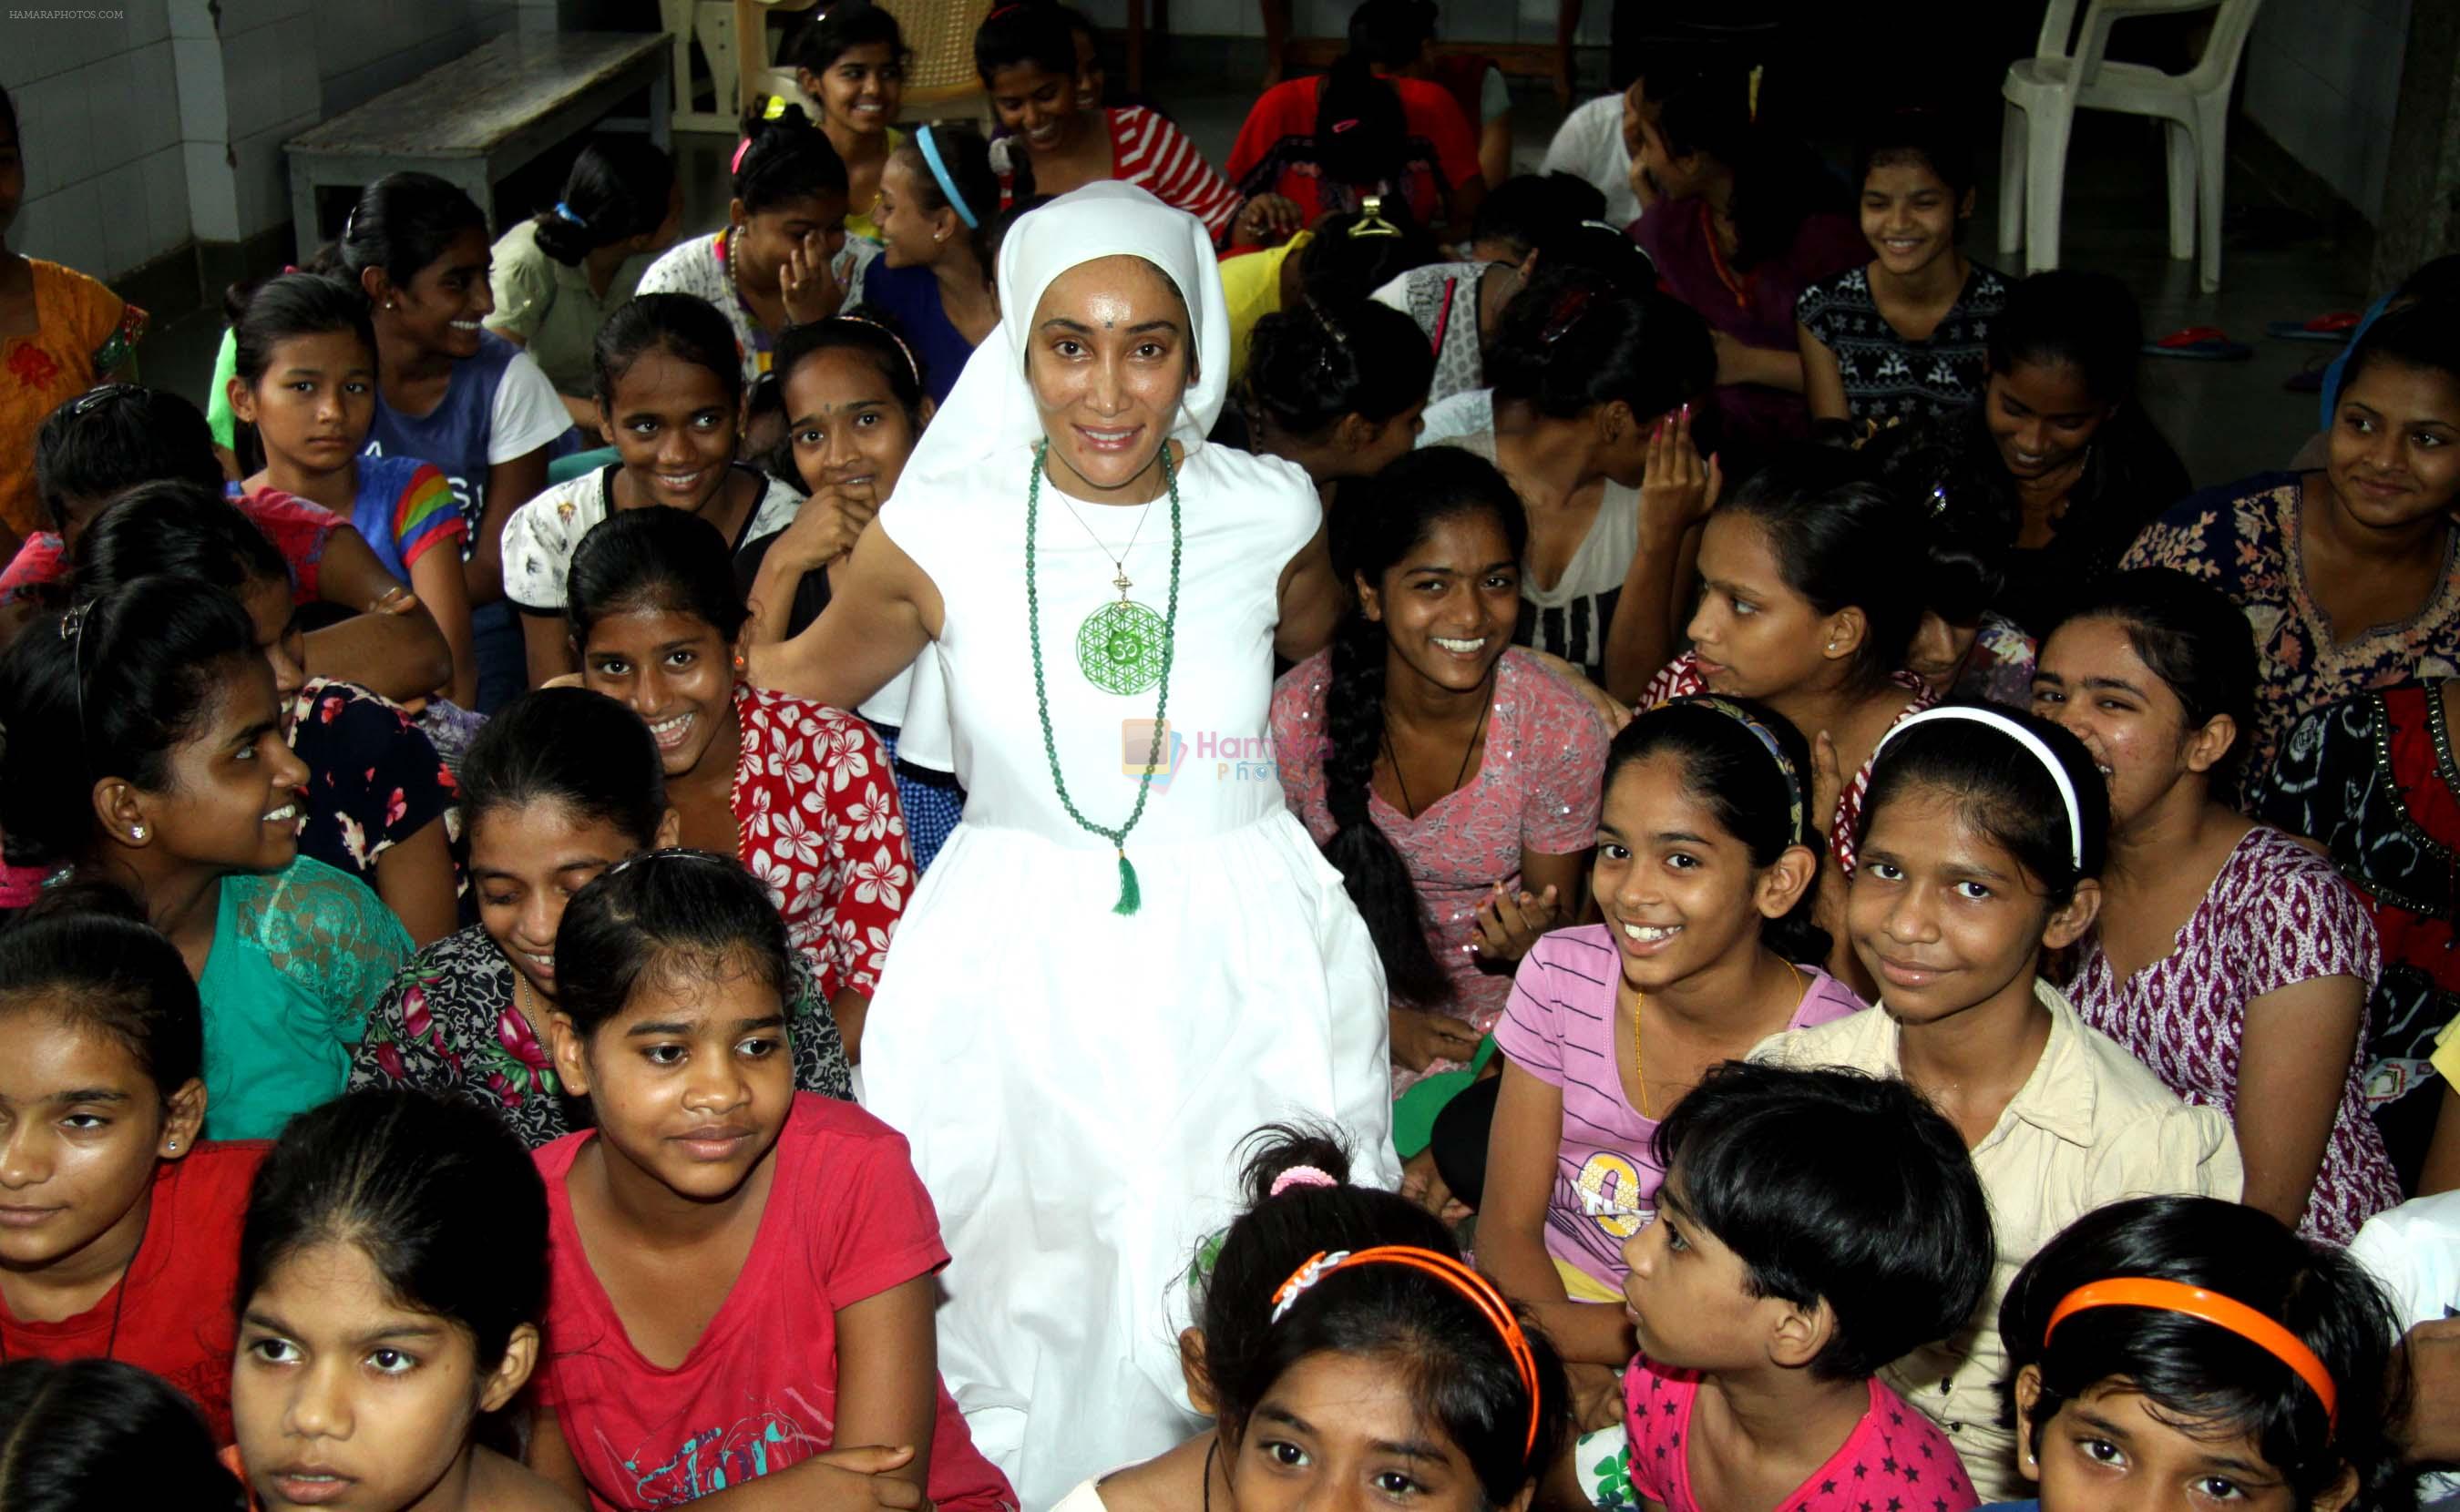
1024, 437, 1183, 914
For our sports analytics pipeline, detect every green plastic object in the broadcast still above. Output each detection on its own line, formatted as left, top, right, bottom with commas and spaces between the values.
547, 445, 619, 485
1390, 1032, 1498, 1160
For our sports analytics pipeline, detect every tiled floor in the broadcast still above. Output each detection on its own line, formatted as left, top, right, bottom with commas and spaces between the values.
149, 39, 2371, 490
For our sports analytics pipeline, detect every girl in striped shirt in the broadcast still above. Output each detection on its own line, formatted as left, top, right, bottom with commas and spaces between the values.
975, 4, 1243, 243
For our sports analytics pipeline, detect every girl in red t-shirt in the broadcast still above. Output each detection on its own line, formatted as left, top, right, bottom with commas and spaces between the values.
0, 905, 266, 1446
226, 1087, 572, 1512
528, 849, 1010, 1512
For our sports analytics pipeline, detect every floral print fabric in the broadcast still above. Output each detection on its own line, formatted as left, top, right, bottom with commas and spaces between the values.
285, 678, 456, 884
349, 923, 853, 1148
730, 684, 914, 1001
2121, 472, 2460, 782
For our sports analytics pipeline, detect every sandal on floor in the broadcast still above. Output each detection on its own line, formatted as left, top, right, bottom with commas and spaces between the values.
2265, 312, 2362, 342
2145, 326, 2255, 361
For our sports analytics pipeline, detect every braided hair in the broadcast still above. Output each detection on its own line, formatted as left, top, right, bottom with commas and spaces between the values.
1319, 446, 1528, 1007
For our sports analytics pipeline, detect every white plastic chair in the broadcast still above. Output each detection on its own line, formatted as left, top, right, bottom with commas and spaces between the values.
1998, 0, 2267, 291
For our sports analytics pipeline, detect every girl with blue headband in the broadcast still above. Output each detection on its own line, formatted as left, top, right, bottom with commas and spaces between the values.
863, 124, 1003, 404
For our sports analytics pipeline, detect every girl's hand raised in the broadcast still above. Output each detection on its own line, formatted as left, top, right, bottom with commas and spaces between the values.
778, 492, 866, 574
780, 232, 844, 326
1636, 404, 1720, 536
1472, 883, 1561, 962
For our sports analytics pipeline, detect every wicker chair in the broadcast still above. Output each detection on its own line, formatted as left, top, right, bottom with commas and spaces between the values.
734, 0, 995, 129
877, 0, 997, 125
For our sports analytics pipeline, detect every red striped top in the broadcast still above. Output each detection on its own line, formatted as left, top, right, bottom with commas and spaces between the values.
995, 106, 1242, 243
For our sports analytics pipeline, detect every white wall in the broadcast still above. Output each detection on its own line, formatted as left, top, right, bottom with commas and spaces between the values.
1068, 0, 1606, 47
4, 0, 190, 280
2240, 0, 2412, 223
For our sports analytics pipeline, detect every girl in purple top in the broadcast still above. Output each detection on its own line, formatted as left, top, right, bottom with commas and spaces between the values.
1625, 60, 1865, 456
2032, 569, 2396, 1242
1479, 695, 1865, 1408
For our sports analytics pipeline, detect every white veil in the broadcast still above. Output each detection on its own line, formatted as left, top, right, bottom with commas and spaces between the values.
898, 179, 1232, 495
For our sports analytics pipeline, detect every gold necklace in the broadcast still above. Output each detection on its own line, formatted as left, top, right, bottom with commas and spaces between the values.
1626, 987, 1651, 1121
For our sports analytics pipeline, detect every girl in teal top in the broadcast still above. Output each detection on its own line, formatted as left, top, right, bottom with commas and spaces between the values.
0, 576, 410, 1138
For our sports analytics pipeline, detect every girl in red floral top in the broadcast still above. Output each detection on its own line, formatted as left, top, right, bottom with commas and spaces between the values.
569, 506, 912, 1058
350, 687, 852, 1148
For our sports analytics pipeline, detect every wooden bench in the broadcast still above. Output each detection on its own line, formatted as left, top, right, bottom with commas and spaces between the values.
285, 30, 672, 249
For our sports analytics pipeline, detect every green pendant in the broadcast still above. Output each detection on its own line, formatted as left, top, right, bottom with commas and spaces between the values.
1077, 598, 1170, 695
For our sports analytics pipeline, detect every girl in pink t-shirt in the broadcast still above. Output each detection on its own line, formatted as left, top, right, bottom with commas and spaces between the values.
527, 849, 1010, 1512
1480, 695, 1865, 1410
1618, 1061, 1992, 1512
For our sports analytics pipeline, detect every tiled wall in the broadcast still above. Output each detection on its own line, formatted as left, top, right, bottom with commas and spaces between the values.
3, 0, 190, 280
4, 0, 547, 280
2240, 0, 2412, 224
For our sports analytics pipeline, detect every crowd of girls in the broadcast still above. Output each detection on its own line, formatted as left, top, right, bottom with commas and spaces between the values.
5, 14, 2460, 1512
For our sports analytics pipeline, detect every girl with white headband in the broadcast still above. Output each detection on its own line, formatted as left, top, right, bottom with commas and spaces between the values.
1753, 702, 2242, 1501
747, 180, 1399, 1505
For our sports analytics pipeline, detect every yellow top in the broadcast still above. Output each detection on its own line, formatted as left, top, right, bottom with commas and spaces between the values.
1219, 230, 1313, 385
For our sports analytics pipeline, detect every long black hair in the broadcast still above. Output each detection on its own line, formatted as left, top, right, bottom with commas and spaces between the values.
330, 170, 487, 290
534, 137, 676, 264
1319, 446, 1528, 1006
1716, 446, 1941, 695
1293, 199, 1441, 308
458, 687, 669, 849
1638, 58, 1845, 270
553, 850, 798, 1037
239, 1088, 548, 1372
0, 576, 261, 869
1601, 696, 1828, 964
1243, 299, 1433, 440
0, 1359, 246, 1511
1486, 275, 1716, 433
566, 506, 753, 649
2000, 1196, 2405, 1512
1312, 0, 1431, 193
1196, 1125, 1570, 1507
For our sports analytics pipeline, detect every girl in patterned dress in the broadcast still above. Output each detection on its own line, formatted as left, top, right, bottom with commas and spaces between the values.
2034, 569, 2398, 1241
1270, 448, 1606, 1202
349, 688, 848, 1147
1798, 111, 2007, 431
569, 506, 912, 1060
2121, 301, 2460, 779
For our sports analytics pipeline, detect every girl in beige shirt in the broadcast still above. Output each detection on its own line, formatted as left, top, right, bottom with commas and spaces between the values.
1756, 705, 2240, 1501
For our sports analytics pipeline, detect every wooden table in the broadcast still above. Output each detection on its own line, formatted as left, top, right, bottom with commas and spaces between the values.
286, 31, 672, 247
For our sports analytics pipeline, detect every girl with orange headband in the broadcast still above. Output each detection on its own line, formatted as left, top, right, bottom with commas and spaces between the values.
1992, 1194, 2405, 1512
